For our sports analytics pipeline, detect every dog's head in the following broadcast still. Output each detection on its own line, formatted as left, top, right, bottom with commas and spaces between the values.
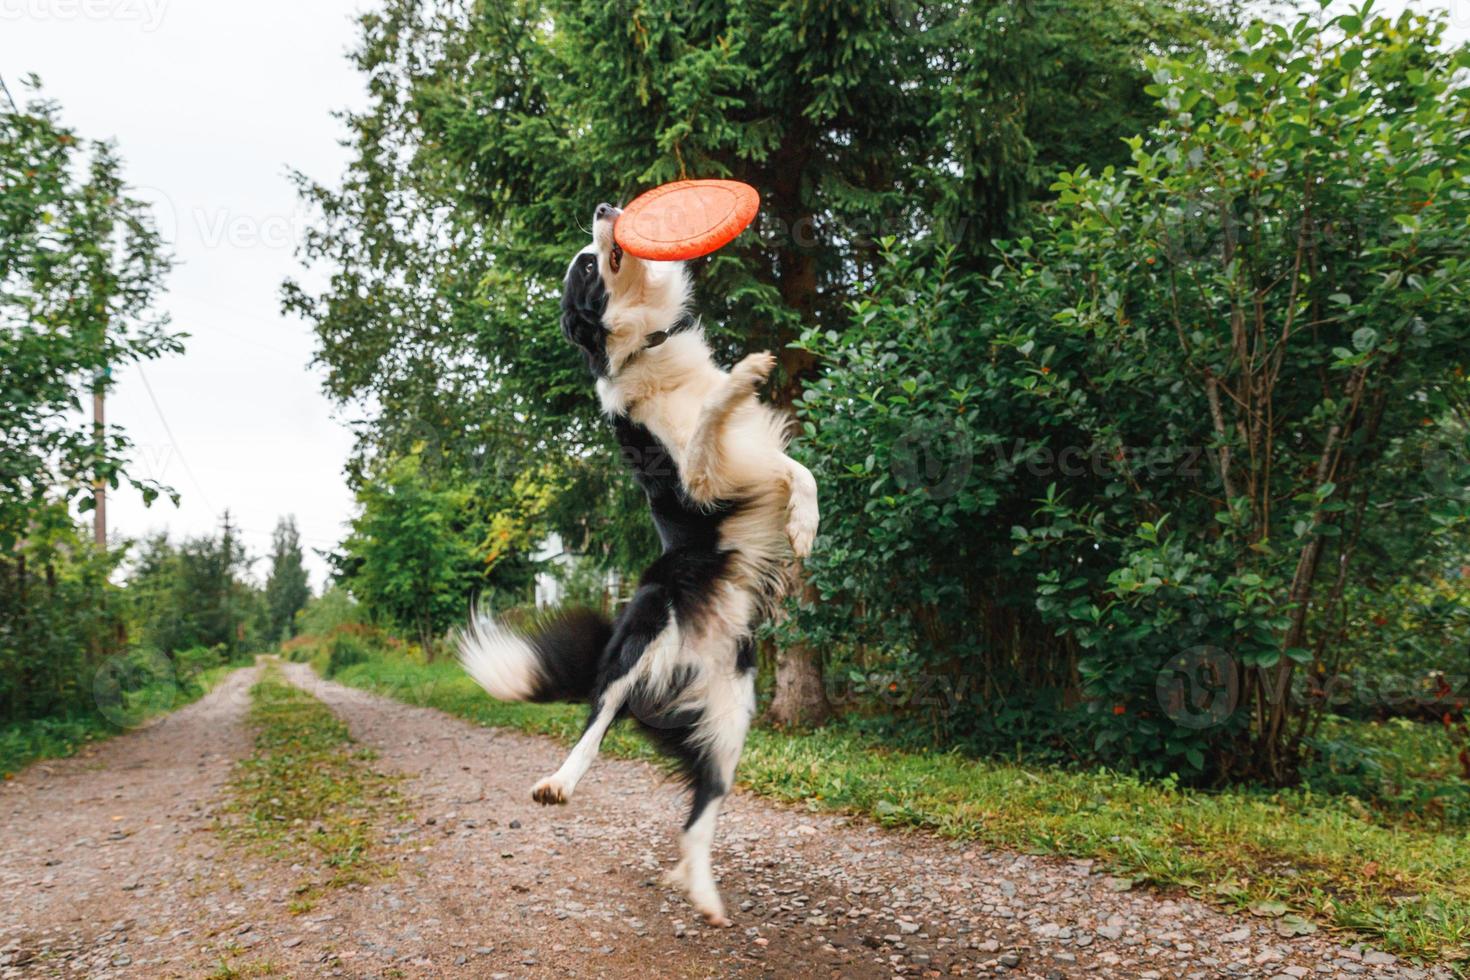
560, 202, 690, 378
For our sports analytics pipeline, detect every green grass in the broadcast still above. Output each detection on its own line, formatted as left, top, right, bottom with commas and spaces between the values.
0, 660, 241, 779
328, 654, 1470, 967
1304, 715, 1470, 827
220, 664, 402, 909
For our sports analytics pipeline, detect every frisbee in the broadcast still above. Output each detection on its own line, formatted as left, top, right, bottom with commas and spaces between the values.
614, 179, 760, 261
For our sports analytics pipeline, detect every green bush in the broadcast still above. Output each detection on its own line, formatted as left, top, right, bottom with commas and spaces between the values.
284, 643, 318, 664
1303, 715, 1470, 828
173, 645, 226, 684
0, 507, 126, 725
324, 633, 374, 677
295, 586, 365, 637
794, 9, 1470, 783
0, 715, 105, 777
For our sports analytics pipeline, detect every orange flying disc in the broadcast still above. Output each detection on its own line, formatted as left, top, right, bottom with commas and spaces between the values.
614, 179, 760, 261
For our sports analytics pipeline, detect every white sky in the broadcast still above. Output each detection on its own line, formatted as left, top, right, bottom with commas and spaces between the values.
1, 0, 369, 588
1, 0, 1465, 592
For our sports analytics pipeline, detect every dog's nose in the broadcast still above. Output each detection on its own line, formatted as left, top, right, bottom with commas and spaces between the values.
595, 202, 621, 220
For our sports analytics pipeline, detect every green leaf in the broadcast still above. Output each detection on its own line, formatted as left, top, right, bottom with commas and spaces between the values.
1276, 915, 1317, 937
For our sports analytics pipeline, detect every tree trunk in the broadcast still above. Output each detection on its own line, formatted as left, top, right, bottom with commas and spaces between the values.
757, 125, 831, 726
766, 641, 831, 728
763, 574, 831, 727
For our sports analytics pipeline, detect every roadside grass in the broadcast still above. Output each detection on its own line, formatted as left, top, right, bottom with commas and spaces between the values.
327, 653, 1470, 966
1304, 715, 1470, 828
219, 664, 402, 913
205, 957, 282, 979
0, 660, 241, 779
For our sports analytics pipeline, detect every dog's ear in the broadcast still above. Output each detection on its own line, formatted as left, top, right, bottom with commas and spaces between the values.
561, 252, 611, 375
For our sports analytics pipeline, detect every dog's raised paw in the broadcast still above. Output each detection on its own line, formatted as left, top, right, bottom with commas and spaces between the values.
786, 518, 816, 559
786, 500, 819, 559
530, 775, 568, 805
729, 351, 776, 389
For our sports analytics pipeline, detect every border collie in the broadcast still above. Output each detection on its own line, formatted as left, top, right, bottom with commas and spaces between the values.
457, 202, 819, 925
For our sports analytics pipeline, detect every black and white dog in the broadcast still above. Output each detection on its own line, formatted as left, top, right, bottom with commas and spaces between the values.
457, 202, 819, 925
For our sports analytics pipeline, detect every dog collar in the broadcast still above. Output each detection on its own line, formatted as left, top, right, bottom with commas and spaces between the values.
612, 332, 667, 378
610, 313, 696, 377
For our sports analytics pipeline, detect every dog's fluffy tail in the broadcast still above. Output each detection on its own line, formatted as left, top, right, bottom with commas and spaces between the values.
455, 606, 612, 703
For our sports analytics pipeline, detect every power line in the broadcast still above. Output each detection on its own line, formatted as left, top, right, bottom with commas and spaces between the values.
234, 525, 342, 548
134, 363, 217, 514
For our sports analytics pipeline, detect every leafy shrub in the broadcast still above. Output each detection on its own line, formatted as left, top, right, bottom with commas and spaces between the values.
279, 635, 320, 663
295, 586, 366, 637
0, 715, 104, 776
325, 634, 374, 677
0, 507, 126, 725
795, 9, 1470, 783
1303, 715, 1470, 828
173, 645, 226, 684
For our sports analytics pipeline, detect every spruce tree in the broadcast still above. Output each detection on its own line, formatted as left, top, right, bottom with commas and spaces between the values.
265, 516, 311, 641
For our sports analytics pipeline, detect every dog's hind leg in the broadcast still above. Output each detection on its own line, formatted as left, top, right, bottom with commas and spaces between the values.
671, 774, 733, 925
531, 585, 676, 806
683, 351, 774, 504
667, 658, 756, 926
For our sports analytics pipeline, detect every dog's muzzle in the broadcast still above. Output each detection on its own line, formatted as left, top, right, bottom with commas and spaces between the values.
596, 202, 624, 272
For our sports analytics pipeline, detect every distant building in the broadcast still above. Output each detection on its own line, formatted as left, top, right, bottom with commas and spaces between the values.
532, 532, 622, 610
533, 532, 571, 608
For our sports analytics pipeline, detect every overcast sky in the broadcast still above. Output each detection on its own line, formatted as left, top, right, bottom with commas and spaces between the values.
1, 0, 1464, 592
2, 0, 369, 588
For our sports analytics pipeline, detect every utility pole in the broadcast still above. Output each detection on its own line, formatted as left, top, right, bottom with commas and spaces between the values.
221, 510, 237, 656
93, 366, 109, 547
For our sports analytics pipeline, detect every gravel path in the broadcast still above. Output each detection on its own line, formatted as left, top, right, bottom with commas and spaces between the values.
0, 660, 1450, 979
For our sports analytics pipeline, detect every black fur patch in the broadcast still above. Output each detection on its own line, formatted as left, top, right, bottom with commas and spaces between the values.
560, 251, 609, 377
526, 608, 615, 702
735, 636, 757, 673
613, 415, 740, 552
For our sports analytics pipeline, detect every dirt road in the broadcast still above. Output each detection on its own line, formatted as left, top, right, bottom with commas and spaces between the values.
0, 662, 1447, 979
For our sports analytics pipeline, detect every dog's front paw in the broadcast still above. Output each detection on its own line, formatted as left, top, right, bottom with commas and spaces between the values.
729, 351, 776, 391
786, 498, 819, 559
530, 775, 569, 805
786, 515, 816, 559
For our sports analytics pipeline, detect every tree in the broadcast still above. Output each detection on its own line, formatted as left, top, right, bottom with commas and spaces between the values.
265, 516, 311, 641
1, 79, 178, 726
1005, 6, 1470, 783
0, 77, 180, 550
288, 0, 1231, 725
793, 5, 1470, 782
341, 451, 488, 657
0, 502, 122, 724
128, 514, 262, 658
